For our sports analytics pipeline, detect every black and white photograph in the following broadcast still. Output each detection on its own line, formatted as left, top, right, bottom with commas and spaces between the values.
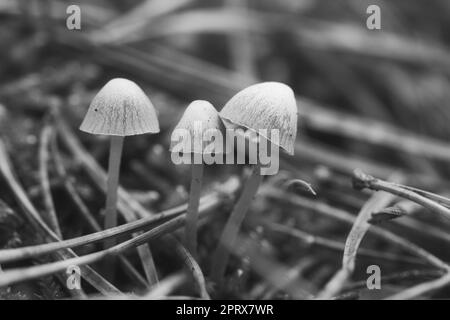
0, 0, 450, 306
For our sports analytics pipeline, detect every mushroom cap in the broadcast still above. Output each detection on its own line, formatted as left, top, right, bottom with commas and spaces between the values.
170, 100, 225, 154
80, 78, 160, 136
219, 82, 298, 155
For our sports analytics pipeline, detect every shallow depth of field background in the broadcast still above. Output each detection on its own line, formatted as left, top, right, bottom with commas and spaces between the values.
0, 0, 450, 299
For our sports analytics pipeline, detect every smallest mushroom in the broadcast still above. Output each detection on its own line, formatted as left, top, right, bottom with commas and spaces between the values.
170, 100, 225, 258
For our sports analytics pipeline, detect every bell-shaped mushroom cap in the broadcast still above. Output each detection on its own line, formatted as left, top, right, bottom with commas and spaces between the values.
219, 82, 298, 155
80, 78, 160, 136
170, 100, 225, 154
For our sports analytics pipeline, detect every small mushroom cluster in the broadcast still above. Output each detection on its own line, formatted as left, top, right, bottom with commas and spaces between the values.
80, 79, 298, 286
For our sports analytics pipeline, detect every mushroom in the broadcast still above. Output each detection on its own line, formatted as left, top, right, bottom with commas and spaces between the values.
170, 100, 225, 258
80, 78, 159, 246
211, 82, 298, 284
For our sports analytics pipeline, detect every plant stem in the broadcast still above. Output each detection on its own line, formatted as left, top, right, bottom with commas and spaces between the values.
166, 235, 210, 299
0, 200, 222, 288
185, 163, 203, 258
0, 139, 119, 295
104, 136, 124, 248
39, 125, 62, 237
211, 165, 262, 285
353, 169, 450, 221
385, 272, 450, 300
0, 186, 232, 264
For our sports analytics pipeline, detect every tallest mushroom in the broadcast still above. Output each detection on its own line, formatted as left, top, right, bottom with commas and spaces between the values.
80, 78, 160, 242
211, 82, 298, 284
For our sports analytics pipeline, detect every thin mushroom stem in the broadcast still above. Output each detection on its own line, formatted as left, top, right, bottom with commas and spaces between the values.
211, 164, 263, 285
185, 163, 204, 258
104, 135, 124, 247
103, 136, 124, 282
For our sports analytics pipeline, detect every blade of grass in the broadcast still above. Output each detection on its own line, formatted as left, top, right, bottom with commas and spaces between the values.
385, 272, 450, 300
262, 220, 424, 266
0, 139, 120, 295
390, 183, 450, 209
353, 169, 450, 220
38, 123, 62, 237
164, 236, 210, 299
317, 185, 400, 299
0, 177, 238, 267
51, 134, 101, 232
263, 187, 449, 270
0, 186, 232, 264
0, 196, 227, 288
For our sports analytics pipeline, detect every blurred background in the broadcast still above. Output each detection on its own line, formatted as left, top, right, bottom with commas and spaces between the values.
0, 0, 450, 300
